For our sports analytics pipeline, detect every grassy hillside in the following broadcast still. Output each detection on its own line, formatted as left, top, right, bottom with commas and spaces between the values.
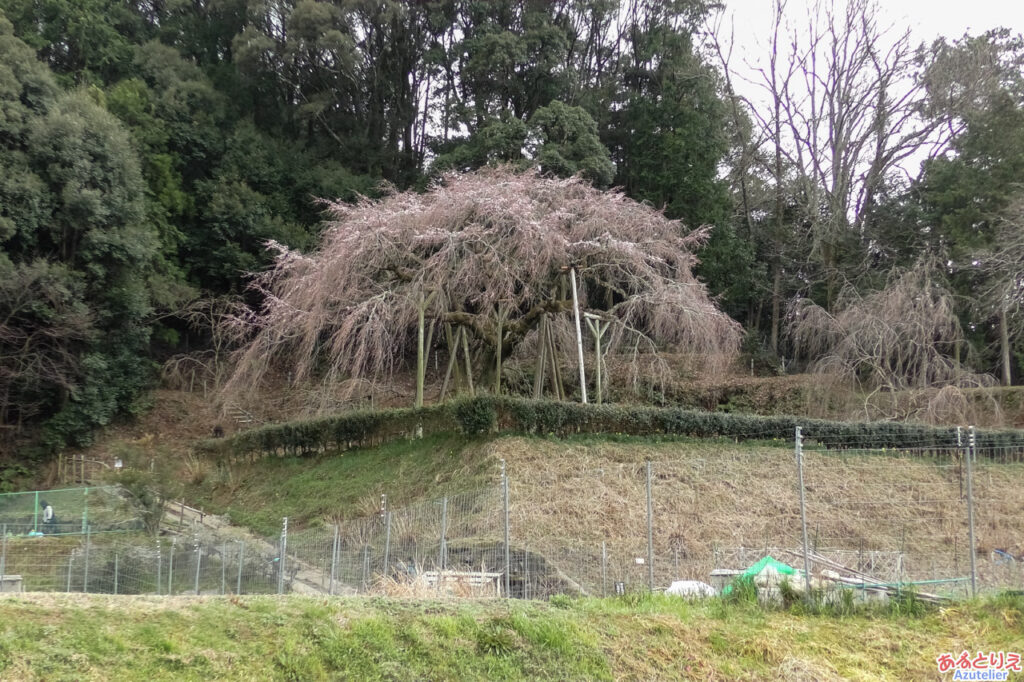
183, 433, 489, 536
173, 433, 1024, 596
0, 592, 1021, 681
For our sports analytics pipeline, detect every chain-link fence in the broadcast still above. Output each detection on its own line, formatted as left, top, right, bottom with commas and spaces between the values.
2, 426, 1022, 600
0, 486, 144, 536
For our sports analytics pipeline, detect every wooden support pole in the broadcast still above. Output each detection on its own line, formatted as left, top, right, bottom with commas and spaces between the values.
533, 315, 547, 399
570, 268, 587, 404
461, 326, 475, 396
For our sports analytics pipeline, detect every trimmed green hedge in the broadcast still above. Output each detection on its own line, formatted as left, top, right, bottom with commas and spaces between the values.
196, 396, 1024, 460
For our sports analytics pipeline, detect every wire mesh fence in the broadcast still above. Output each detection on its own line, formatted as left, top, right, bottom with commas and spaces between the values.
2, 426, 1023, 600
0, 486, 143, 536
972, 452, 1024, 594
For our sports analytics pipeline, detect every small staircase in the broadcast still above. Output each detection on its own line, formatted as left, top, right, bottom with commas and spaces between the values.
226, 404, 258, 427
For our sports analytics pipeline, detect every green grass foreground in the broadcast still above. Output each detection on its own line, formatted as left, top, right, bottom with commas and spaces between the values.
0, 593, 1021, 681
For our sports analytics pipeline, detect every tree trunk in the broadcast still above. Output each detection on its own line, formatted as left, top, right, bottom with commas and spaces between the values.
770, 266, 781, 353
440, 324, 458, 401
494, 309, 503, 395
461, 326, 475, 396
1000, 306, 1012, 386
416, 297, 426, 407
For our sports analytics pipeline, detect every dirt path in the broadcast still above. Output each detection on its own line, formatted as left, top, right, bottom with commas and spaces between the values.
161, 502, 344, 595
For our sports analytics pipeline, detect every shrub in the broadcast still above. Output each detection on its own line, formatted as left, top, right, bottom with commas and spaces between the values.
196, 396, 1024, 460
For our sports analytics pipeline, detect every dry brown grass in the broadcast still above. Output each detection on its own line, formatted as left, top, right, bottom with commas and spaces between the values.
371, 565, 499, 598
488, 436, 1024, 588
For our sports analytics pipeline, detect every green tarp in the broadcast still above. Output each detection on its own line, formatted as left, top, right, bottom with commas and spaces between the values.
721, 556, 797, 595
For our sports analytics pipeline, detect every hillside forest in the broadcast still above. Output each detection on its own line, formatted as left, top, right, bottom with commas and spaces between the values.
1, 0, 1023, 469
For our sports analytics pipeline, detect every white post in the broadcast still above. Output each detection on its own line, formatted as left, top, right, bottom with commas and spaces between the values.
966, 426, 978, 597
795, 426, 812, 598
570, 267, 588, 404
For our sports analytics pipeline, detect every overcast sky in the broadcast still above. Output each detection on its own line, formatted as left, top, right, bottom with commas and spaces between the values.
707, 0, 1024, 102
716, 0, 1024, 51
707, 0, 1024, 178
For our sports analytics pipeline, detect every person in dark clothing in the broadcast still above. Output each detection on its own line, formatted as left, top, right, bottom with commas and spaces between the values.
40, 500, 55, 534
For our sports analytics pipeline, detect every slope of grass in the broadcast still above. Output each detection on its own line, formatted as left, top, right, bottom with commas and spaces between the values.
178, 433, 1024, 591
0, 592, 1021, 681
179, 432, 783, 537
184, 433, 492, 536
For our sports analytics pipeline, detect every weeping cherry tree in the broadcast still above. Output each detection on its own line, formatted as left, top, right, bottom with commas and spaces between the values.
222, 167, 741, 409
787, 261, 991, 392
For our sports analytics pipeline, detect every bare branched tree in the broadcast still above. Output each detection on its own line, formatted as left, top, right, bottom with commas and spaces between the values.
976, 194, 1024, 385
160, 296, 246, 392
0, 261, 93, 429
222, 167, 742, 408
787, 260, 991, 392
712, 0, 973, 311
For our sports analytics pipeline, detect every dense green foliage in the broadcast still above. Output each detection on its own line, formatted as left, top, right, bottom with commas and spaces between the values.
0, 0, 736, 450
1, 0, 1023, 457
0, 17, 157, 450
196, 396, 1024, 460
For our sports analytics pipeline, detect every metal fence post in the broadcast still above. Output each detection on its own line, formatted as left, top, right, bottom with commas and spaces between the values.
33, 491, 39, 533
221, 543, 227, 595
966, 425, 978, 598
383, 513, 391, 579
439, 497, 448, 571
278, 517, 288, 595
83, 525, 91, 593
114, 553, 119, 595
361, 545, 369, 592
194, 543, 202, 595
957, 426, 964, 499
502, 459, 510, 599
1, 524, 6, 580
237, 541, 244, 595
156, 540, 161, 596
524, 545, 530, 600
646, 460, 654, 592
795, 426, 812, 598
67, 556, 73, 593
329, 525, 339, 596
168, 540, 175, 595
601, 541, 607, 597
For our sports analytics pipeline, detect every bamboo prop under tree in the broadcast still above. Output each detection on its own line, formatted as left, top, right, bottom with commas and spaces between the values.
440, 325, 475, 401
532, 313, 565, 401
415, 291, 438, 408
440, 324, 457, 401
546, 318, 564, 400
533, 315, 548, 399
547, 285, 565, 400
425, 319, 435, 378
585, 313, 611, 404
